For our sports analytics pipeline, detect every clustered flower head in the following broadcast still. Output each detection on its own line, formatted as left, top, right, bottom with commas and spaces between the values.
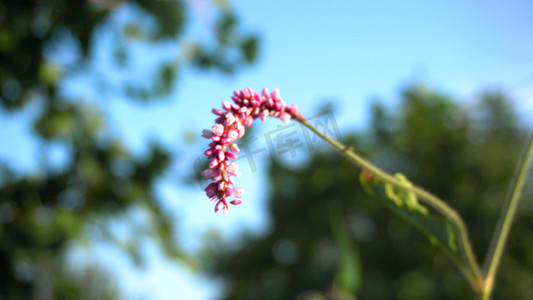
202, 87, 301, 215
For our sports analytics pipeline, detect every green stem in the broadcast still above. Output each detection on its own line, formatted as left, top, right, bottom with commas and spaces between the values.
481, 133, 533, 300
297, 117, 482, 289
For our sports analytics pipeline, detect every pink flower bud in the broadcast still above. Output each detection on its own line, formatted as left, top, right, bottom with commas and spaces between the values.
209, 158, 219, 168
226, 163, 240, 176
212, 109, 224, 116
232, 96, 242, 104
229, 143, 240, 152
227, 129, 239, 142
225, 113, 236, 126
201, 168, 214, 180
215, 201, 225, 213
233, 187, 244, 198
222, 100, 232, 110
204, 149, 214, 156
237, 122, 246, 138
201, 129, 214, 138
260, 109, 269, 121
262, 87, 270, 98
226, 151, 238, 159
244, 116, 254, 127
212, 124, 224, 136
230, 200, 242, 205
280, 112, 291, 123
212, 171, 222, 181
225, 188, 233, 197
218, 150, 225, 161
271, 88, 280, 101
287, 103, 299, 115
204, 183, 218, 198
243, 88, 251, 99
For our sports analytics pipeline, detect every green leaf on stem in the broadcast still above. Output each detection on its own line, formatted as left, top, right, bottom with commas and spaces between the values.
359, 172, 458, 256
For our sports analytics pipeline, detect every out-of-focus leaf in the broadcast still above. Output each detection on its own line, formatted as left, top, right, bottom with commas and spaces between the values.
329, 204, 361, 295
241, 35, 258, 63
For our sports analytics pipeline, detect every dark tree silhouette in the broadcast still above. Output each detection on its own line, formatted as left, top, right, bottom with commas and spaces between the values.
0, 0, 259, 298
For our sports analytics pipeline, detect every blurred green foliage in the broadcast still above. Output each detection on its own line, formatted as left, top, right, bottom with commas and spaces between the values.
206, 85, 532, 299
0, 0, 259, 298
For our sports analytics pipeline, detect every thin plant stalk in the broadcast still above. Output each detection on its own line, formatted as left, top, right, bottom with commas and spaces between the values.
481, 133, 533, 300
296, 116, 483, 291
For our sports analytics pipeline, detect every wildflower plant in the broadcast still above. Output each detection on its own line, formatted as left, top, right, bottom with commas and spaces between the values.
202, 87, 533, 299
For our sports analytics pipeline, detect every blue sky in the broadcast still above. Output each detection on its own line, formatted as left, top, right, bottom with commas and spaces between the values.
1, 1, 533, 299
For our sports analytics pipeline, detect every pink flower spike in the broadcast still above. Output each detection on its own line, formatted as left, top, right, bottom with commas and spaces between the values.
233, 187, 244, 198
203, 87, 300, 214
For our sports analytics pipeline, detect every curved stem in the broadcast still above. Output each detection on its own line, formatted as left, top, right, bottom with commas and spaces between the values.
481, 133, 533, 300
296, 117, 482, 288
